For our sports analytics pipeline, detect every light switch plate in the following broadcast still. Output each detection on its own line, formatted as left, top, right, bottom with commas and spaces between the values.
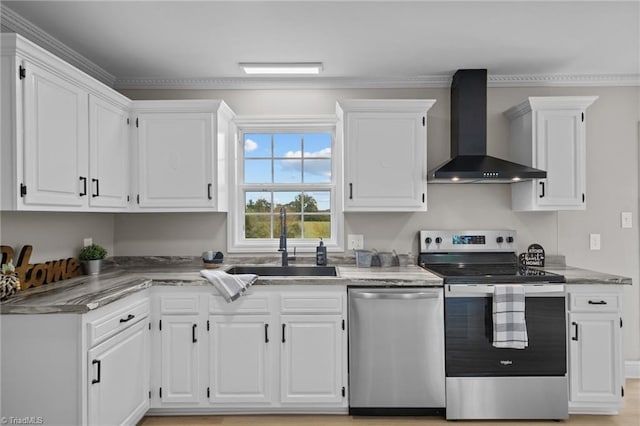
621, 212, 632, 228
589, 233, 601, 250
347, 234, 364, 250
83, 238, 93, 247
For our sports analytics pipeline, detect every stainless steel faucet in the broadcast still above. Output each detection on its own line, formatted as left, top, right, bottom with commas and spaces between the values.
278, 206, 296, 266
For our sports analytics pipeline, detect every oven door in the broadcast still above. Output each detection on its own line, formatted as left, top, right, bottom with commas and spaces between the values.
445, 284, 566, 377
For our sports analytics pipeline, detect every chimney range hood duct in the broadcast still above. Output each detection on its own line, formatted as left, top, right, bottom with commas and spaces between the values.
428, 69, 546, 183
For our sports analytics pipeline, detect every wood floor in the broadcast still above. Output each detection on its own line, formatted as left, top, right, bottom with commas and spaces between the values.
139, 379, 639, 426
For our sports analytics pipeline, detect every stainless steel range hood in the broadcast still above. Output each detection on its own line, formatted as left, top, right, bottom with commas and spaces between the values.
428, 69, 546, 183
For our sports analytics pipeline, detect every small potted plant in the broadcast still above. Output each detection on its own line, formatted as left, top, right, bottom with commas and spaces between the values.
79, 243, 108, 275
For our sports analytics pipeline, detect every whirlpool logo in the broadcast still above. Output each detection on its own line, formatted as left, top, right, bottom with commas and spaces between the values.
500, 360, 513, 366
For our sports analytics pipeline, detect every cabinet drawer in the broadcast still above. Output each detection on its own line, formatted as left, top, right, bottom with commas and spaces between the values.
159, 294, 200, 314
209, 291, 270, 314
280, 292, 344, 314
87, 298, 149, 347
570, 292, 620, 312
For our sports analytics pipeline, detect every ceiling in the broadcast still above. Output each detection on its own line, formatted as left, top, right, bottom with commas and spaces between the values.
1, 0, 639, 89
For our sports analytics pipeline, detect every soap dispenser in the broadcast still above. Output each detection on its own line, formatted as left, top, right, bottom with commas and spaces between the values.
316, 238, 327, 266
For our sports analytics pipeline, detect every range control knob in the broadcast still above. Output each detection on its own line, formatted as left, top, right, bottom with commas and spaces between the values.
506, 236, 514, 243
496, 236, 504, 243
425, 237, 432, 245
435, 237, 442, 244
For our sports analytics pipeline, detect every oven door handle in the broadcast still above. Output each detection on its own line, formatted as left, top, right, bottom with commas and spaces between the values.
350, 291, 441, 300
446, 284, 565, 296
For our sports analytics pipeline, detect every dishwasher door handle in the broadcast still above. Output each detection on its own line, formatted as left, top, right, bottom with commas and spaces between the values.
351, 291, 441, 300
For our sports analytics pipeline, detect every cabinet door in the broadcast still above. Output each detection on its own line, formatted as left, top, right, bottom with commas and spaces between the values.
568, 312, 622, 404
535, 109, 585, 208
89, 95, 129, 208
22, 59, 88, 207
208, 315, 273, 404
88, 319, 149, 426
159, 315, 201, 404
280, 315, 344, 404
345, 112, 426, 211
136, 112, 214, 208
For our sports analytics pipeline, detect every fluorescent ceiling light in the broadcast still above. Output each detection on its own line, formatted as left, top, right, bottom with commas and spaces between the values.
239, 62, 323, 75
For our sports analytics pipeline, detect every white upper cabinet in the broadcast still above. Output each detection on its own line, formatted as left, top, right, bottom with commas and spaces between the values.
89, 94, 130, 208
337, 99, 435, 212
505, 96, 597, 211
1, 33, 131, 211
131, 100, 234, 212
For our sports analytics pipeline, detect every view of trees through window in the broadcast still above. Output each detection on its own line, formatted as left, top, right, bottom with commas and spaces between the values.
242, 132, 332, 240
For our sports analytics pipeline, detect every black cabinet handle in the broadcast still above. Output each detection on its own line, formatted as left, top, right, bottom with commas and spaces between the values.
539, 181, 545, 198
92, 359, 101, 384
79, 177, 87, 196
282, 324, 286, 343
588, 300, 607, 305
571, 322, 579, 341
349, 183, 353, 200
207, 183, 212, 200
192, 324, 197, 343
119, 314, 135, 323
92, 178, 99, 197
265, 324, 269, 343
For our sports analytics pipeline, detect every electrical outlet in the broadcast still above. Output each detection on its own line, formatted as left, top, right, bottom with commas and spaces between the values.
83, 238, 93, 247
589, 233, 601, 250
347, 234, 364, 250
621, 212, 632, 228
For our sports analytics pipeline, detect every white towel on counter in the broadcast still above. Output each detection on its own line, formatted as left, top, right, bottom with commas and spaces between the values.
200, 270, 258, 303
492, 284, 528, 349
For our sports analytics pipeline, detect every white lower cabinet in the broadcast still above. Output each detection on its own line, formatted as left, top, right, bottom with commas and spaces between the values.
149, 285, 347, 414
567, 285, 624, 414
280, 315, 344, 404
0, 290, 150, 426
88, 319, 149, 426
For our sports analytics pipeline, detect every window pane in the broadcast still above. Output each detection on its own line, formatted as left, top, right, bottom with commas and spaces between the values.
274, 134, 302, 157
245, 215, 272, 239
246, 192, 272, 213
303, 214, 331, 239
304, 159, 331, 183
305, 191, 330, 212
245, 159, 272, 183
244, 133, 271, 158
274, 159, 302, 183
274, 192, 302, 212
274, 213, 302, 238
304, 133, 332, 158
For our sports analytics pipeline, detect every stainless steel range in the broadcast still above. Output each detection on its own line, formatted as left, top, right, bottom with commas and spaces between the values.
418, 230, 568, 420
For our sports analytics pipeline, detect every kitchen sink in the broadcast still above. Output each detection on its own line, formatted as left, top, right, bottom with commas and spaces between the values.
226, 265, 337, 277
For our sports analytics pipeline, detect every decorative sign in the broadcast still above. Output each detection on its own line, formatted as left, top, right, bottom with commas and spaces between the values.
0, 245, 80, 290
519, 243, 545, 267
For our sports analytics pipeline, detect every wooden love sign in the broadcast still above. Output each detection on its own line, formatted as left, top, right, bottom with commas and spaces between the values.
0, 245, 80, 290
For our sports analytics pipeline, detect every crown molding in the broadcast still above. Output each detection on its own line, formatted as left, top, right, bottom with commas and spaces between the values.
0, 4, 115, 86
115, 73, 640, 90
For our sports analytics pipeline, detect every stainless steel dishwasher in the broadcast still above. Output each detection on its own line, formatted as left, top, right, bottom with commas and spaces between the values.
348, 287, 445, 416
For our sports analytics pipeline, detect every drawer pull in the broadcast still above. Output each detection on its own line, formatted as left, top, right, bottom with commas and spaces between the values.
91, 359, 101, 384
588, 300, 607, 305
119, 314, 135, 323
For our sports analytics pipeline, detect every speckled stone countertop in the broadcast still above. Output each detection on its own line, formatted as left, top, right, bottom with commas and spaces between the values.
0, 256, 442, 314
1, 255, 631, 314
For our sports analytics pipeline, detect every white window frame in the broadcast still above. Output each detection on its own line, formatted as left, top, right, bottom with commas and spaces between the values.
228, 115, 343, 253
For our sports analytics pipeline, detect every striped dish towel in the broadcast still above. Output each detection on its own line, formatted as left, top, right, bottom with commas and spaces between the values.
200, 270, 258, 303
492, 284, 528, 349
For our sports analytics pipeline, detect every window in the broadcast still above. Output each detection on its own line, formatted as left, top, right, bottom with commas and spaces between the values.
228, 117, 343, 253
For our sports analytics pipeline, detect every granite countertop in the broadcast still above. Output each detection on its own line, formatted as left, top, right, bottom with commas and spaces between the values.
0, 260, 442, 314
1, 255, 631, 315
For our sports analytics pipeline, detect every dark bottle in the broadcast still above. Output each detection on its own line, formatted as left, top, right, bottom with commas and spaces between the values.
316, 239, 327, 266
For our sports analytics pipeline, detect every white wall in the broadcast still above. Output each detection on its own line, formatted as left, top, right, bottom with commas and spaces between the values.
1, 85, 637, 363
